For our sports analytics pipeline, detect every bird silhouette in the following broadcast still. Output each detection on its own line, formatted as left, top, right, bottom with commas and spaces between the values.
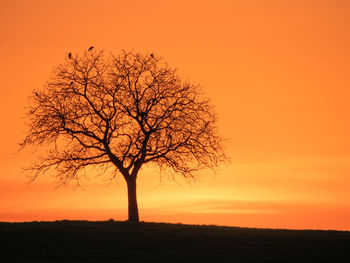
150, 53, 154, 58
35, 92, 39, 96
88, 46, 94, 51
68, 52, 72, 59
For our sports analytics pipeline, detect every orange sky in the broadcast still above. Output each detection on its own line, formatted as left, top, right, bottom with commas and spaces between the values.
1, 0, 350, 230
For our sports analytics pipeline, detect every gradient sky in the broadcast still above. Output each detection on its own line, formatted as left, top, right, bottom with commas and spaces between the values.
1, 0, 350, 230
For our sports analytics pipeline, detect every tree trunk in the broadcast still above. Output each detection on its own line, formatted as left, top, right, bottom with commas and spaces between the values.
126, 177, 139, 222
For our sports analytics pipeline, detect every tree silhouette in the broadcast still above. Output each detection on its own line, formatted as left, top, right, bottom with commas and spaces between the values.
20, 49, 227, 222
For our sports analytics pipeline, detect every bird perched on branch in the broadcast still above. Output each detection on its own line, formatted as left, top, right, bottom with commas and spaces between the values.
68, 52, 72, 59
88, 46, 94, 51
35, 92, 39, 97
150, 53, 154, 58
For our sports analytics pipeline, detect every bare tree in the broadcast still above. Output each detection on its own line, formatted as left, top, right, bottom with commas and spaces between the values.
20, 49, 227, 222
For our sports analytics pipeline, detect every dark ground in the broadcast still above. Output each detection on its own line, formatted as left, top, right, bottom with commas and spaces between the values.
1, 220, 350, 262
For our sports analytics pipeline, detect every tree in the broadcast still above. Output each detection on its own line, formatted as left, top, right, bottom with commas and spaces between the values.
21, 49, 226, 222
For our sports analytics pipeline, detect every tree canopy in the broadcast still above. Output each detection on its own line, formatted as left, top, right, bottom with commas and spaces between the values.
21, 49, 227, 221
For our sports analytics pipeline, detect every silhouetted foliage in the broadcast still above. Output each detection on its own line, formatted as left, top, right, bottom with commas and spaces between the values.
20, 49, 227, 221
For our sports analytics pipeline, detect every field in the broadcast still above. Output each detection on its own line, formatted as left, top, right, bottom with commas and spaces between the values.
1, 220, 350, 262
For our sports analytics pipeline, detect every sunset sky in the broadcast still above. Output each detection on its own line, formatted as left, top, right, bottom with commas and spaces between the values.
1, 0, 350, 230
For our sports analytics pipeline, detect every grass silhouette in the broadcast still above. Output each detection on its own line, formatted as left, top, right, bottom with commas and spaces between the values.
1, 220, 349, 262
